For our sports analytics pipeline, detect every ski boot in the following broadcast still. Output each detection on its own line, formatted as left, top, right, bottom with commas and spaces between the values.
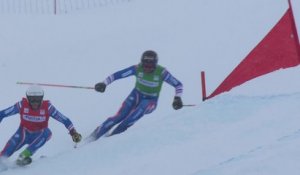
16, 149, 32, 166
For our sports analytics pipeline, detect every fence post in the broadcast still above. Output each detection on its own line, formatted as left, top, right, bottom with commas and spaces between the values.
201, 71, 207, 101
54, 0, 56, 14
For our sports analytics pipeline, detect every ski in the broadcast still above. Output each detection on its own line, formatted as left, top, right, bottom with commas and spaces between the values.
0, 155, 47, 172
74, 135, 96, 149
0, 160, 25, 172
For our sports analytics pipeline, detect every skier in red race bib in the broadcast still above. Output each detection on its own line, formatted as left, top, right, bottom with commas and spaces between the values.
89, 50, 183, 141
0, 85, 82, 166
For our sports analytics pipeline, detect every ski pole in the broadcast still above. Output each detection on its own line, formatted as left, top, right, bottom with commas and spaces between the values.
182, 104, 196, 107
16, 82, 94, 90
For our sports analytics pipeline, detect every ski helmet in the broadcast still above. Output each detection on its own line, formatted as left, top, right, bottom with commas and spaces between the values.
26, 85, 44, 110
140, 50, 158, 73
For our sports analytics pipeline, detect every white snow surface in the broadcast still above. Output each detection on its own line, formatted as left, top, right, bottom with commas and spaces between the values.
0, 0, 300, 175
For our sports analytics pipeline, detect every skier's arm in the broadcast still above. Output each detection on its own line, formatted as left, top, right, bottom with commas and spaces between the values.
162, 69, 183, 97
48, 102, 74, 131
94, 65, 137, 92
103, 65, 137, 85
162, 69, 184, 110
49, 102, 81, 143
0, 102, 21, 122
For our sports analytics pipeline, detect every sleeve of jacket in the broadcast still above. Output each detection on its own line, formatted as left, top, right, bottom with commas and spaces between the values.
48, 102, 74, 131
103, 65, 137, 85
0, 102, 21, 122
162, 68, 183, 97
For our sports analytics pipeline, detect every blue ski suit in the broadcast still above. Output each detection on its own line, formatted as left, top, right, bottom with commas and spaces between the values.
92, 64, 183, 139
0, 99, 75, 158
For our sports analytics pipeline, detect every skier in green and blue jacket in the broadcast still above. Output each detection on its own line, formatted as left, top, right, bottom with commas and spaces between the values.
89, 50, 183, 141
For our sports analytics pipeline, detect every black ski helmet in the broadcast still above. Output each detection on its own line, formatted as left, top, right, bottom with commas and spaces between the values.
140, 50, 158, 73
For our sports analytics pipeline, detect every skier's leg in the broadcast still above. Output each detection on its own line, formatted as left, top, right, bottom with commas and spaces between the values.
0, 127, 27, 158
91, 90, 138, 140
16, 128, 52, 166
25, 128, 52, 156
110, 100, 157, 136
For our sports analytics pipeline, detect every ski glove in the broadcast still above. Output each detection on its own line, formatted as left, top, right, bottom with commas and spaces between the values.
95, 82, 106, 92
172, 96, 183, 110
70, 128, 82, 143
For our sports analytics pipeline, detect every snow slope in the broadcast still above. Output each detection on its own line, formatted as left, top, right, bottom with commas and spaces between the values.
0, 0, 300, 174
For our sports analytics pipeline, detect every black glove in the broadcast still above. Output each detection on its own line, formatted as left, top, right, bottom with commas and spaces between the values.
95, 82, 106, 92
172, 96, 183, 110
70, 128, 82, 143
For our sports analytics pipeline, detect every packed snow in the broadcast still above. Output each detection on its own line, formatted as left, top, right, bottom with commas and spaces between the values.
0, 0, 300, 174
